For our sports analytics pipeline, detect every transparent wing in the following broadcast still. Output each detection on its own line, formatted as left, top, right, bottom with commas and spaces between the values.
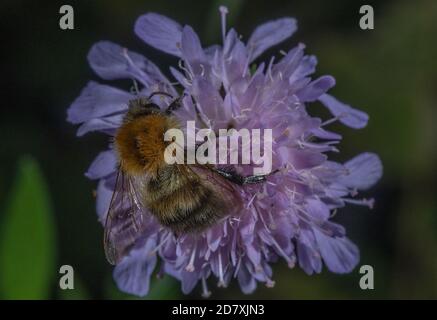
185, 164, 243, 211
103, 167, 149, 265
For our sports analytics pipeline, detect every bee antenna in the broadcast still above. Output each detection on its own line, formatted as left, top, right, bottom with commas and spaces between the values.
148, 91, 174, 100
130, 78, 140, 96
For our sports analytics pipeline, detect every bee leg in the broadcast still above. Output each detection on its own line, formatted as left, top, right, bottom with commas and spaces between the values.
213, 168, 279, 185
165, 95, 185, 114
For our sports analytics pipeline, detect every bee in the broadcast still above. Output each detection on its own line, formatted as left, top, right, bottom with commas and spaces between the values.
104, 92, 274, 265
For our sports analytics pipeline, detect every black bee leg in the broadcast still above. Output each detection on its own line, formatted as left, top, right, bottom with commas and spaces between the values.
165, 95, 185, 114
213, 168, 279, 185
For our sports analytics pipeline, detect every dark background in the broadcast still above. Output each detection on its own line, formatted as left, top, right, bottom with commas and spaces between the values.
0, 0, 436, 299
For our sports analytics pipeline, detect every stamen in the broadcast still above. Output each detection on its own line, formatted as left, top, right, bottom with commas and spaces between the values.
233, 257, 242, 277
178, 59, 193, 81
266, 278, 276, 288
201, 277, 211, 298
267, 210, 277, 230
130, 78, 140, 95
185, 242, 197, 272
217, 252, 226, 287
219, 6, 229, 44
246, 193, 257, 209
199, 64, 205, 77
122, 48, 148, 87
149, 232, 172, 256
343, 198, 375, 209
270, 236, 295, 268
267, 56, 276, 82
330, 209, 338, 218
321, 112, 348, 127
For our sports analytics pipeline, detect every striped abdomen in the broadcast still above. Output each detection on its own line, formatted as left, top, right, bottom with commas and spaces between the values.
144, 165, 225, 234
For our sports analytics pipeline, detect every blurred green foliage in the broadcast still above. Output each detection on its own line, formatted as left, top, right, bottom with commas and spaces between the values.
0, 0, 436, 299
0, 156, 56, 299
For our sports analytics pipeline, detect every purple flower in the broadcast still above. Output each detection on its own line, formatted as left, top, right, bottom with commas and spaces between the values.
67, 6, 382, 297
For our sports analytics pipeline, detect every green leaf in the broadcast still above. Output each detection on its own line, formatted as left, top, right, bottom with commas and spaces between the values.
144, 276, 180, 300
0, 156, 56, 299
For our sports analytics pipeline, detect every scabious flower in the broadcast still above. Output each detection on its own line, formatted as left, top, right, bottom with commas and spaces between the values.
67, 6, 382, 297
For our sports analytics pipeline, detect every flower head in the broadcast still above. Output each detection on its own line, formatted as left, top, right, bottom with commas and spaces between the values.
67, 7, 382, 297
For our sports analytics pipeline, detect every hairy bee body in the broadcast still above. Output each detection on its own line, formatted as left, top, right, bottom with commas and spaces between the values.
113, 98, 231, 235
145, 165, 225, 233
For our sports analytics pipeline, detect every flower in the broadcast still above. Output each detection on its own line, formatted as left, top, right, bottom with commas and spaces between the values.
67, 6, 383, 297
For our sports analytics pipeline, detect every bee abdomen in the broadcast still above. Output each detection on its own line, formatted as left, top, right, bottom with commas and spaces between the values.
147, 179, 224, 234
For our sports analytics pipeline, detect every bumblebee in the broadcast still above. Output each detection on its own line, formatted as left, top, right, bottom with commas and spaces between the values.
104, 93, 273, 264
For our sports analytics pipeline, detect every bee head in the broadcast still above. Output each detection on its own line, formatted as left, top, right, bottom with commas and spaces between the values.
125, 97, 161, 121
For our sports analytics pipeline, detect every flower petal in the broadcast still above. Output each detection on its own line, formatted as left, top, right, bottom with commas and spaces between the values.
289, 55, 317, 84
96, 177, 114, 222
297, 228, 322, 275
284, 149, 327, 170
296, 76, 336, 102
181, 25, 205, 64
339, 153, 383, 190
305, 199, 330, 221
318, 94, 369, 129
313, 230, 359, 273
113, 236, 158, 297
237, 262, 257, 294
181, 270, 200, 294
192, 78, 227, 125
85, 150, 117, 180
67, 82, 131, 124
248, 18, 297, 62
134, 13, 183, 57
77, 114, 123, 137
87, 41, 163, 84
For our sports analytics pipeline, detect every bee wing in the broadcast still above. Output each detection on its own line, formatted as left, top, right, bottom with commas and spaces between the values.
103, 167, 149, 265
186, 165, 243, 210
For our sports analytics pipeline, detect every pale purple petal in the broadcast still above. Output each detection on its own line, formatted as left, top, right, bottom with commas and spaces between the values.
296, 76, 336, 102
311, 127, 342, 140
297, 228, 322, 275
87, 41, 167, 84
76, 114, 123, 137
339, 153, 383, 190
206, 226, 223, 252
96, 178, 114, 222
319, 94, 369, 129
181, 26, 206, 63
305, 199, 330, 221
192, 78, 227, 124
313, 229, 359, 273
204, 44, 220, 59
289, 55, 317, 83
248, 18, 297, 62
85, 150, 117, 180
285, 149, 327, 170
113, 236, 158, 297
237, 263, 257, 294
67, 82, 131, 124
181, 270, 200, 294
134, 13, 183, 56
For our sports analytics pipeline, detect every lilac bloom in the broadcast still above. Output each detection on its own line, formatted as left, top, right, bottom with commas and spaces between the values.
67, 6, 382, 297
